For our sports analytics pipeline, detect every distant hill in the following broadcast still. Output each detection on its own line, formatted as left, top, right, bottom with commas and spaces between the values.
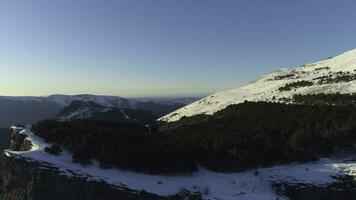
0, 94, 193, 127
55, 100, 156, 124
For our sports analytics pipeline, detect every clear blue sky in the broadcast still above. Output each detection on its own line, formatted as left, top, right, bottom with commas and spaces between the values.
1, 0, 356, 97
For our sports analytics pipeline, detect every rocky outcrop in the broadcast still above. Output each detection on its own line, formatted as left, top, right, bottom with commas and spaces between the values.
0, 154, 171, 200
9, 127, 31, 151
272, 176, 356, 200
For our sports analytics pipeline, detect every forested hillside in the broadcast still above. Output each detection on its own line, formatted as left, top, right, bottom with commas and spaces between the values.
32, 98, 356, 173
162, 101, 356, 171
32, 120, 197, 174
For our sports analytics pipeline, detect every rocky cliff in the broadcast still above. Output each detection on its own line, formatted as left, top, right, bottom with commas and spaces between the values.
0, 155, 171, 200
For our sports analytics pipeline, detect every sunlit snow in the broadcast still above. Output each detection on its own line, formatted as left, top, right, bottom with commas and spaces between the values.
160, 49, 356, 122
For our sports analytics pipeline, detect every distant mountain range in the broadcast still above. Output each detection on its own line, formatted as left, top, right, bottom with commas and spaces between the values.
0, 94, 199, 127
55, 100, 157, 123
161, 48, 356, 122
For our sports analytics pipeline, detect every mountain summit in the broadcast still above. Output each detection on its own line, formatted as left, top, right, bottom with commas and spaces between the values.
160, 49, 356, 122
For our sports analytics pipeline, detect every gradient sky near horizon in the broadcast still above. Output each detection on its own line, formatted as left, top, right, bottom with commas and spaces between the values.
1, 0, 356, 97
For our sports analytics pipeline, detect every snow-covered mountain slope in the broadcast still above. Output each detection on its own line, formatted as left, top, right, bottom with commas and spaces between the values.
55, 100, 112, 121
160, 49, 356, 122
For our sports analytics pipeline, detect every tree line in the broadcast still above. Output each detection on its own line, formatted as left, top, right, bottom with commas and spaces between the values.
33, 99, 356, 173
162, 101, 356, 171
32, 120, 197, 174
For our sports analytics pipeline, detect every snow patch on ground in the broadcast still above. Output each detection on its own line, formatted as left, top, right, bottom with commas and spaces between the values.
120, 109, 130, 119
5, 126, 356, 200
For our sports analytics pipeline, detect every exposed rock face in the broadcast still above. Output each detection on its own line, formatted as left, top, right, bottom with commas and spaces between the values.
9, 128, 32, 152
272, 178, 356, 200
0, 155, 171, 200
0, 128, 174, 200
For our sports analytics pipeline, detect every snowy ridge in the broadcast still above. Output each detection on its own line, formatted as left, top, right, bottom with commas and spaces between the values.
5, 126, 356, 200
160, 49, 356, 122
46, 94, 132, 108
55, 100, 113, 121
0, 94, 137, 108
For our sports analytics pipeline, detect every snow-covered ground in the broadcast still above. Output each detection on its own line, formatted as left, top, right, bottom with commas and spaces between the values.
160, 48, 356, 122
5, 126, 356, 200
